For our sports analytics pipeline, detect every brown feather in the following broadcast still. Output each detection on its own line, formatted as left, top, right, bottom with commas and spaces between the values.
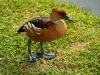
18, 8, 69, 42
27, 17, 54, 29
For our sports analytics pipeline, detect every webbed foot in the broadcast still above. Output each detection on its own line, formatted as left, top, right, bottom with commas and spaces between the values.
29, 53, 39, 62
42, 53, 55, 59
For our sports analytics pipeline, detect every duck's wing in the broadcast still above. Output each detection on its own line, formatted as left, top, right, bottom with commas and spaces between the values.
17, 17, 54, 34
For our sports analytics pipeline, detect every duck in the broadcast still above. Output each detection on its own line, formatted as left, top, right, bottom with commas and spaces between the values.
17, 8, 73, 62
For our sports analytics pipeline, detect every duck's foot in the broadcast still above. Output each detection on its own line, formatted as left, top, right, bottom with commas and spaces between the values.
42, 53, 55, 59
40, 42, 55, 59
29, 53, 39, 62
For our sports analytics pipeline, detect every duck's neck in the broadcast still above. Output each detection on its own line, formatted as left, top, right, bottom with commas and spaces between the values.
50, 16, 62, 25
52, 20, 61, 25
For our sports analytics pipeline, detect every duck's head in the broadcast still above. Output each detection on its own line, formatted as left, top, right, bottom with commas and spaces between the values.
50, 8, 73, 22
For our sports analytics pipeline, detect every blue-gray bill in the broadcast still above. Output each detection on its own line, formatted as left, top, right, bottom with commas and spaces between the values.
65, 16, 73, 22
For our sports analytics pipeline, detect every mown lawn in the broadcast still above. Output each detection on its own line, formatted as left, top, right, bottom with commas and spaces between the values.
0, 0, 100, 75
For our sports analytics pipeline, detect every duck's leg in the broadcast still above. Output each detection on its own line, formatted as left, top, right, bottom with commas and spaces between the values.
40, 42, 55, 59
28, 39, 39, 62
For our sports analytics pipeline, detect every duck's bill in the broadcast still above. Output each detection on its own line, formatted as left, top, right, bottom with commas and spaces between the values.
64, 16, 73, 22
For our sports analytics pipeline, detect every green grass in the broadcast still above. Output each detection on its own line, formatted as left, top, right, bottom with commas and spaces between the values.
0, 0, 100, 75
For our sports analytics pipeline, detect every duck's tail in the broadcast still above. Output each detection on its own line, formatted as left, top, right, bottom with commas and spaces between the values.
16, 25, 25, 35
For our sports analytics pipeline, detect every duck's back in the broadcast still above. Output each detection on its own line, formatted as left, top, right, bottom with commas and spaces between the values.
29, 17, 54, 28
